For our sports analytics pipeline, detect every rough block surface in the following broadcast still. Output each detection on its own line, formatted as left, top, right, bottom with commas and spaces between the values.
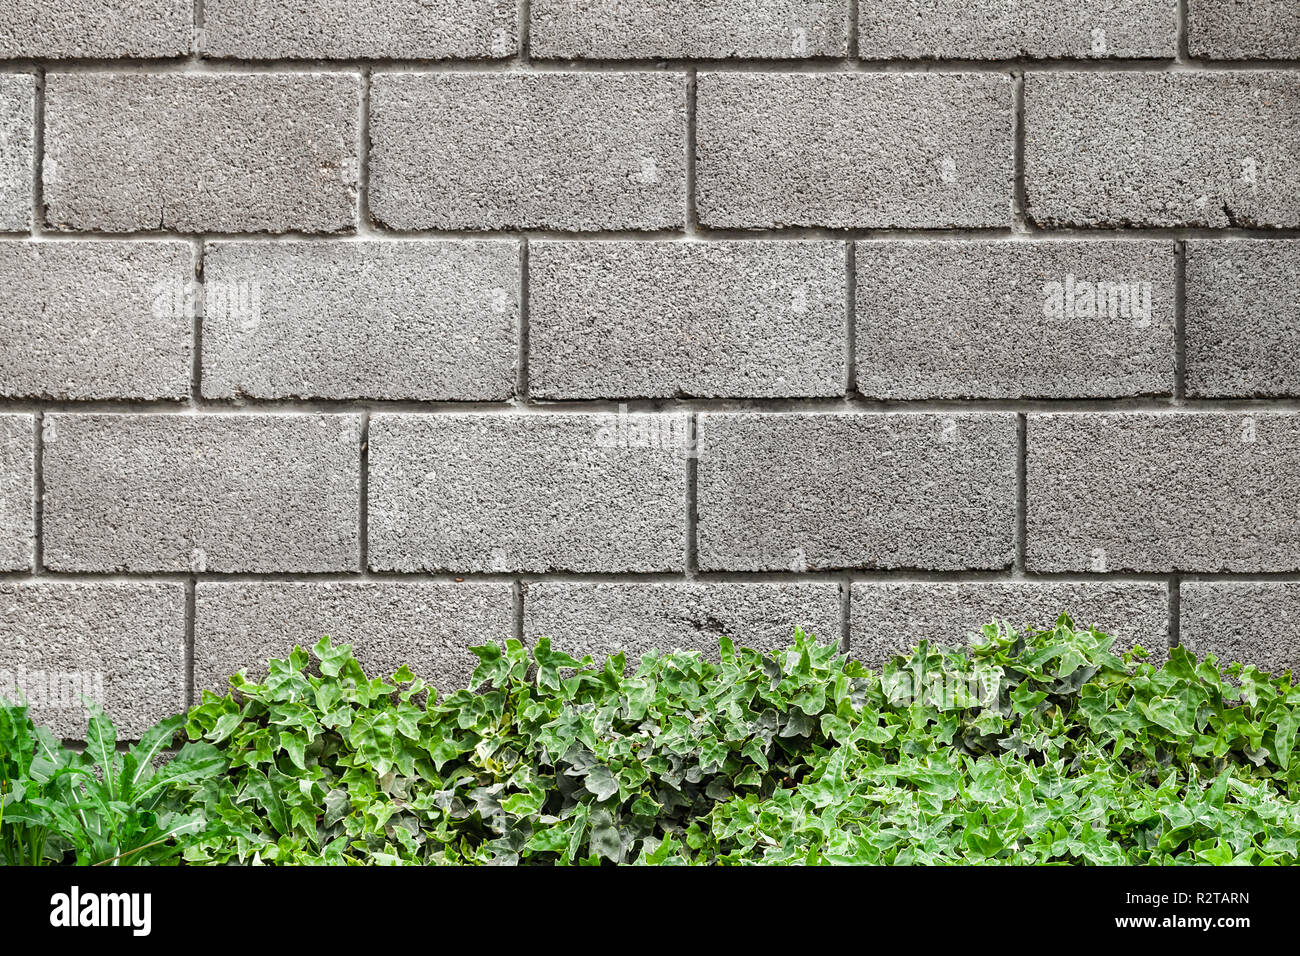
525, 582, 843, 667
1185, 240, 1300, 398
0, 414, 33, 571
203, 0, 518, 60
368, 414, 689, 573
42, 414, 362, 572
44, 73, 360, 234
1028, 413, 1300, 572
0, 1, 191, 57
857, 0, 1178, 59
531, 0, 849, 59
195, 582, 515, 694
1189, 0, 1300, 59
696, 413, 1018, 571
0, 240, 194, 400
0, 74, 34, 233
369, 73, 686, 231
1180, 582, 1300, 676
529, 240, 846, 399
202, 240, 519, 401
849, 581, 1170, 665
695, 72, 1014, 228
855, 240, 1175, 399
1025, 72, 1300, 229
0, 583, 186, 738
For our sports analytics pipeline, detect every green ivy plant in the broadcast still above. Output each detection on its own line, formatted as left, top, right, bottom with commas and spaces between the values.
170, 617, 1300, 865
6, 615, 1300, 865
695, 625, 1300, 864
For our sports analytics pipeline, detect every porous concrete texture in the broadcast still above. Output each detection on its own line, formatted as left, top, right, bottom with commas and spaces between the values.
202, 0, 518, 60
1180, 582, 1300, 676
0, 415, 33, 571
369, 73, 686, 231
854, 240, 1176, 399
194, 582, 515, 695
0, 583, 186, 738
0, 240, 194, 400
695, 72, 1013, 228
1025, 72, 1300, 229
0, 74, 34, 232
524, 583, 843, 667
1185, 240, 1300, 397
1028, 413, 1300, 572
201, 240, 519, 401
368, 414, 689, 573
530, 0, 849, 59
6, 3, 1300, 736
696, 413, 1018, 572
42, 414, 361, 573
0, 0, 190, 57
858, 0, 1178, 59
1189, 0, 1300, 59
43, 73, 360, 233
529, 240, 846, 399
849, 582, 1171, 666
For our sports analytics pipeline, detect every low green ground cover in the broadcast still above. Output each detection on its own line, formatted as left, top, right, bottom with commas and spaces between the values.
3, 617, 1298, 865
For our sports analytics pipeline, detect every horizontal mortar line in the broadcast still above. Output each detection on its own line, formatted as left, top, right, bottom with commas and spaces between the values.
7, 56, 1300, 73
11, 226, 1300, 242
22, 228, 687, 242
11, 397, 1300, 415
7, 569, 1300, 586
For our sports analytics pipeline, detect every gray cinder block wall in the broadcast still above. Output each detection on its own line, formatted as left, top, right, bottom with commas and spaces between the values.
0, 0, 1299, 736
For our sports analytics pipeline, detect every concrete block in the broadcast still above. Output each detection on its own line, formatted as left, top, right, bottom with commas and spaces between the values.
368, 413, 689, 573
1029, 413, 1300, 572
696, 72, 1013, 228
44, 73, 360, 233
697, 413, 1018, 571
369, 73, 686, 231
529, 240, 846, 399
195, 582, 515, 695
42, 414, 362, 572
202, 240, 518, 401
0, 582, 186, 738
1026, 72, 1300, 228
855, 240, 1175, 398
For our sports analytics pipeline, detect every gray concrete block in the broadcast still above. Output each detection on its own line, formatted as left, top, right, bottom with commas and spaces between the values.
0, 74, 34, 233
1029, 413, 1300, 572
696, 72, 1012, 229
531, 0, 849, 59
858, 0, 1177, 59
195, 582, 515, 696
203, 0, 517, 59
202, 240, 518, 401
0, 415, 33, 571
0, 1, 191, 57
855, 240, 1175, 399
1180, 582, 1300, 676
368, 413, 689, 573
1185, 240, 1300, 398
1026, 72, 1300, 228
44, 74, 360, 234
0, 582, 186, 738
1189, 0, 1300, 58
369, 73, 685, 231
0, 240, 194, 400
529, 240, 846, 400
525, 582, 842, 669
42, 414, 361, 573
849, 581, 1170, 667
696, 413, 1018, 571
